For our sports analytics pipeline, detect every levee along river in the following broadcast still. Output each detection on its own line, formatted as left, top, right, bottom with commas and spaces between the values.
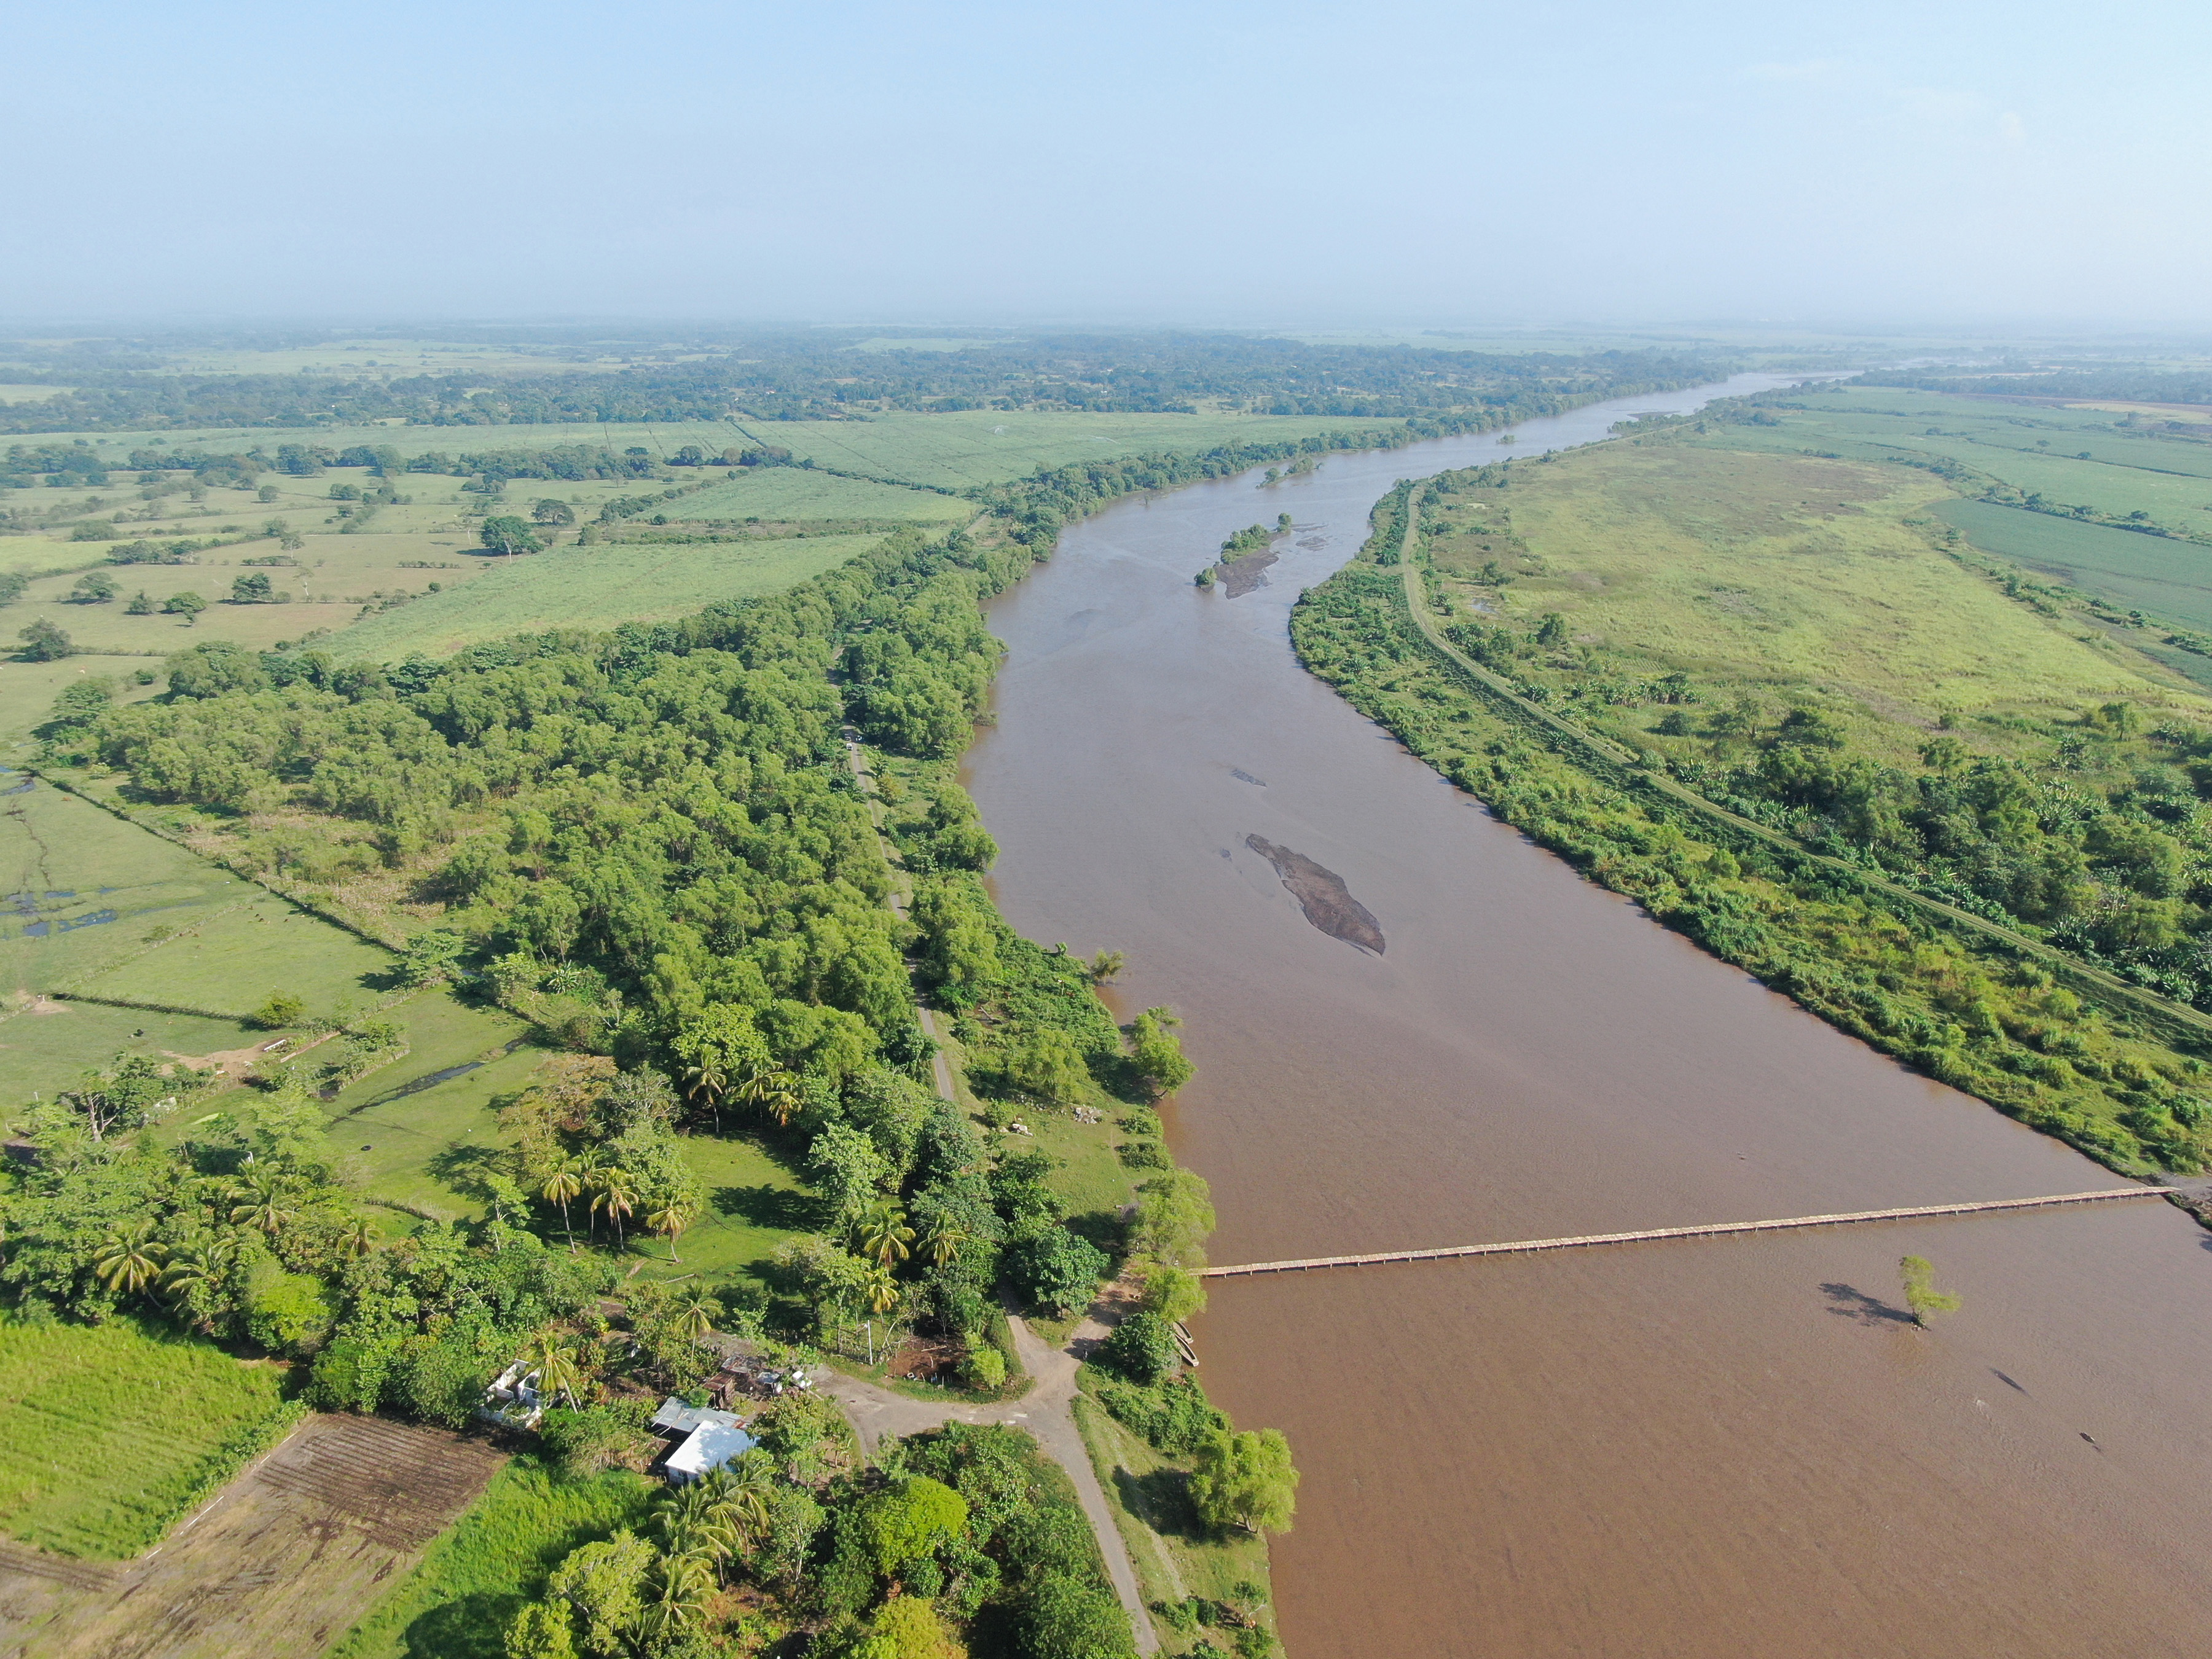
961, 379, 2212, 1659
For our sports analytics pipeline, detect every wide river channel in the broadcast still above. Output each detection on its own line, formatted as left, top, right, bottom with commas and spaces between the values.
962, 379, 2212, 1658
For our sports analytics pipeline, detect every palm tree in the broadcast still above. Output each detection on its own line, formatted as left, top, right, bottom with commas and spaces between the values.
526, 1335, 585, 1408
342, 1217, 376, 1258
539, 1161, 583, 1250
591, 1166, 638, 1250
669, 1285, 718, 1346
855, 1199, 915, 1269
922, 1217, 970, 1269
859, 1262, 900, 1365
641, 1549, 716, 1643
94, 1222, 169, 1296
160, 1239, 230, 1331
739, 1064, 801, 1129
705, 1461, 773, 1552
648, 1196, 700, 1263
681, 1057, 728, 1131
227, 1169, 296, 1238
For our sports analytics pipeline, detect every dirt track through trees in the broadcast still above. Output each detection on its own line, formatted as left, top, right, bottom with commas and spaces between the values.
0, 1414, 503, 1659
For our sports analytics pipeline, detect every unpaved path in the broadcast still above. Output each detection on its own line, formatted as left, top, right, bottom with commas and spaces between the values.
817, 1308, 1157, 1653
838, 724, 1157, 1651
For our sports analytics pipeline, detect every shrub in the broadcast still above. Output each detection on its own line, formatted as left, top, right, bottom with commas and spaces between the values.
1097, 1312, 1175, 1385
246, 1271, 335, 1357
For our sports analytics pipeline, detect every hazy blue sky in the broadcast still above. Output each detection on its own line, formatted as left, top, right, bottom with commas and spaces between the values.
6, 0, 2206, 329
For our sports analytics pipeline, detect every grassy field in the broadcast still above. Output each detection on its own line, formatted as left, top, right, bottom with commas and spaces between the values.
332, 530, 882, 659
329, 1459, 655, 1659
0, 780, 404, 1096
1432, 441, 2206, 764
1, 780, 259, 998
1073, 1390, 1276, 1655
0, 1322, 297, 1558
1700, 384, 2212, 557
1931, 497, 2212, 632
76, 895, 396, 1021
10, 410, 1397, 488
672, 466, 975, 524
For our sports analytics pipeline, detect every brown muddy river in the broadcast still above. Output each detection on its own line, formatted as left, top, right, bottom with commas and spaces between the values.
962, 381, 2212, 1658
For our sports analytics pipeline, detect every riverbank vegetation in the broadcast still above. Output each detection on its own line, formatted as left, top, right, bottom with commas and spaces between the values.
1291, 422, 2212, 1175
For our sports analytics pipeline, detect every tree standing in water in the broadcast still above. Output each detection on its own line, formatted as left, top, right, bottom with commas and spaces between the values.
1899, 1255, 1962, 1327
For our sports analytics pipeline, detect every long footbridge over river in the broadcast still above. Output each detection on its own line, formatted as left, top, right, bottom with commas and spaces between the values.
1199, 1186, 2174, 1279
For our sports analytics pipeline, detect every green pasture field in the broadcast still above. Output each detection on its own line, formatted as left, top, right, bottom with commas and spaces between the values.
1704, 385, 2212, 528
0, 1321, 296, 1558
1, 998, 253, 1102
330, 1459, 655, 1659
724, 410, 1400, 490
1933, 497, 2212, 633
10, 410, 1398, 490
318, 993, 538, 1224
76, 898, 395, 1023
0, 654, 160, 743
0, 386, 71, 406
0, 780, 254, 998
1433, 441, 2211, 766
318, 997, 812, 1282
332, 531, 882, 660
621, 1130, 815, 1287
672, 466, 975, 524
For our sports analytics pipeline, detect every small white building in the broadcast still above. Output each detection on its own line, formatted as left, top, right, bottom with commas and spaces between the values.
666, 1420, 756, 1484
653, 1396, 756, 1484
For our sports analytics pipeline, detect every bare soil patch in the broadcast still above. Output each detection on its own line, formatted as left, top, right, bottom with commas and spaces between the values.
0, 1414, 503, 1659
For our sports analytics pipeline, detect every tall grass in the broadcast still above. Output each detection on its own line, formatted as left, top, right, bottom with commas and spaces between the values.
0, 1320, 300, 1558
329, 1458, 654, 1659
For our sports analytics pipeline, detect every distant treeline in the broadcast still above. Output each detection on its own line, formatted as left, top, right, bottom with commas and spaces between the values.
0, 326, 1722, 433
1859, 367, 2212, 406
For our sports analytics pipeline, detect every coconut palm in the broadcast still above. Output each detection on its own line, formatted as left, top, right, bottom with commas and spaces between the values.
342, 1217, 377, 1258
922, 1217, 970, 1269
648, 1196, 700, 1264
94, 1222, 169, 1296
159, 1239, 230, 1331
739, 1063, 801, 1129
525, 1335, 586, 1408
855, 1199, 915, 1269
590, 1166, 638, 1250
668, 1285, 719, 1346
858, 1261, 901, 1365
640, 1549, 716, 1642
227, 1169, 297, 1238
539, 1161, 583, 1250
681, 1057, 728, 1131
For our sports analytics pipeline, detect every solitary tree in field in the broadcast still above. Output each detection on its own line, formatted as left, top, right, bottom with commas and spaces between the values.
592, 1165, 638, 1249
1899, 1255, 1962, 1327
163, 591, 206, 625
531, 498, 576, 527
480, 514, 543, 558
649, 1195, 700, 1263
17, 618, 72, 660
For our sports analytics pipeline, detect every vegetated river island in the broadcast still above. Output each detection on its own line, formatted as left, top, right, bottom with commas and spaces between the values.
962, 378, 2212, 1659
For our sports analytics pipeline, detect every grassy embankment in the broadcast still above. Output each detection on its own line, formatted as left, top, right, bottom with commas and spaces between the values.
1293, 429, 2212, 1174
328, 1459, 654, 1659
0, 1321, 300, 1558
